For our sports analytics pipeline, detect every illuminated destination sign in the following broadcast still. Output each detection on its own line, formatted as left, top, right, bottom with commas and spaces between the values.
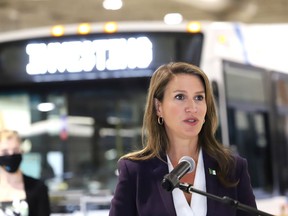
26, 37, 153, 75
0, 32, 203, 85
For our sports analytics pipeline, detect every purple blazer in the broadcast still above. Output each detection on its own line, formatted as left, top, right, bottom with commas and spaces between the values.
109, 151, 257, 216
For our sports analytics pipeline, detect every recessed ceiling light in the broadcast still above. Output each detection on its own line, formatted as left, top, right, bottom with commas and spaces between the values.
103, 0, 123, 10
164, 13, 183, 25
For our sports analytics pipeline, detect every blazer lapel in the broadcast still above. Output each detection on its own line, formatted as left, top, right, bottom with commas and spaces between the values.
149, 152, 221, 216
152, 156, 177, 216
203, 151, 220, 215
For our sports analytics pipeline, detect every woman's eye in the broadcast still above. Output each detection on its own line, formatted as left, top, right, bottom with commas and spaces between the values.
175, 94, 185, 100
195, 95, 204, 101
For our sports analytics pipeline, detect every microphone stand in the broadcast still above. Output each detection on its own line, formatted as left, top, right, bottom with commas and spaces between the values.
178, 182, 275, 216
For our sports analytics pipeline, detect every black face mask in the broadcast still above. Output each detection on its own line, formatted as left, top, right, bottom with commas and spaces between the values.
0, 154, 22, 173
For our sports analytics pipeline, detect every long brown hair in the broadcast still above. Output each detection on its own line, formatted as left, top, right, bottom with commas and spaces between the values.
123, 62, 237, 187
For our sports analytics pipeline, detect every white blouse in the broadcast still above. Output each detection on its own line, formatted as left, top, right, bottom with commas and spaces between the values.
167, 148, 207, 216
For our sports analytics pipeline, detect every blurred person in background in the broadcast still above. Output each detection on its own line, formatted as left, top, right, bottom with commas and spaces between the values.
0, 129, 51, 216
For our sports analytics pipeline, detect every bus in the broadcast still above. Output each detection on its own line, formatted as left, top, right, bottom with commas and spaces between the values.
0, 20, 287, 214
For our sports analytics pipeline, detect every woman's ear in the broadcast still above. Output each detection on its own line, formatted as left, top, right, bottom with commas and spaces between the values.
154, 98, 161, 115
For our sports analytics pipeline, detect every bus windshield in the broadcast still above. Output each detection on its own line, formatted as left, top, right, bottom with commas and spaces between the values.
0, 32, 203, 85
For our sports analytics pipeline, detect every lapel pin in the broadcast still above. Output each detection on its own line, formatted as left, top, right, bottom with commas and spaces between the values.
208, 168, 217, 175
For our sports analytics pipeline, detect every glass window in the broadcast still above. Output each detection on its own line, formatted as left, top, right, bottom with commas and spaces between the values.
0, 78, 148, 213
224, 61, 267, 104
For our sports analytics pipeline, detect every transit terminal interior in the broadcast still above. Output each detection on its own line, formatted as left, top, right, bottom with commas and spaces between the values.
0, 0, 288, 215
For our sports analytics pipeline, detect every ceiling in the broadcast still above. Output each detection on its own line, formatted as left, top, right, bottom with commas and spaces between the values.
0, 0, 288, 33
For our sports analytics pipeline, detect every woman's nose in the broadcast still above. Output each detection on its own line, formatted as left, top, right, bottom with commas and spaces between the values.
185, 100, 197, 113
7, 151, 15, 155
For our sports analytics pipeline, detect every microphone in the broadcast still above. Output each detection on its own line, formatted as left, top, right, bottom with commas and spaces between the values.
161, 157, 274, 216
162, 156, 195, 192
